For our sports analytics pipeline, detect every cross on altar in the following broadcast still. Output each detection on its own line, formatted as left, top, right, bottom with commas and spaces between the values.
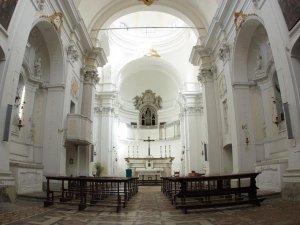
143, 136, 155, 156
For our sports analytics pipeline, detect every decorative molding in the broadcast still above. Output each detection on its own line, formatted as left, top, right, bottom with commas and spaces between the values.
36, 0, 45, 10
70, 77, 79, 99
133, 90, 162, 110
218, 75, 227, 99
94, 106, 114, 115
234, 11, 256, 31
218, 42, 230, 62
197, 66, 215, 83
81, 65, 99, 85
32, 0, 45, 11
183, 106, 203, 115
138, 0, 158, 6
66, 41, 79, 63
252, 0, 260, 7
41, 12, 64, 32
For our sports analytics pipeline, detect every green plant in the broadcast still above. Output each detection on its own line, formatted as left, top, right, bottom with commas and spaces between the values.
95, 162, 103, 177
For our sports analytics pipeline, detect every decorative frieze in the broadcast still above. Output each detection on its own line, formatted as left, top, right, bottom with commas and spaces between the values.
94, 106, 114, 115
66, 42, 79, 63
36, 0, 45, 10
218, 42, 230, 62
133, 90, 162, 110
70, 77, 79, 99
218, 75, 227, 99
234, 11, 256, 31
81, 65, 99, 85
197, 66, 215, 83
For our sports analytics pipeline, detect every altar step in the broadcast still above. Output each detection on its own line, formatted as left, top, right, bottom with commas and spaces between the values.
138, 179, 162, 186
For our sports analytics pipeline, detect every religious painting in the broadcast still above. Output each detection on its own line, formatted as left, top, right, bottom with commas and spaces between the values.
278, 0, 300, 31
0, 0, 18, 30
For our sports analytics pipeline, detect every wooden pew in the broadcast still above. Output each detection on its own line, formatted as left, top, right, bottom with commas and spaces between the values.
44, 176, 138, 212
162, 173, 264, 214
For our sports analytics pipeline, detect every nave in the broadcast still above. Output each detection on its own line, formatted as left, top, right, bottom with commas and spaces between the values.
0, 186, 300, 225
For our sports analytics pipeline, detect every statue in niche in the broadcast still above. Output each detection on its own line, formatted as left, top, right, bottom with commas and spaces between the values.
34, 57, 42, 79
255, 54, 263, 74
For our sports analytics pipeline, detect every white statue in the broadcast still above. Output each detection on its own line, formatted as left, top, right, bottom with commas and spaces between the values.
34, 57, 42, 79
255, 54, 263, 73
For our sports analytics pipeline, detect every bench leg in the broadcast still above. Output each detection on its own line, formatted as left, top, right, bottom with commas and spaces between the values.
78, 203, 86, 211
44, 201, 53, 207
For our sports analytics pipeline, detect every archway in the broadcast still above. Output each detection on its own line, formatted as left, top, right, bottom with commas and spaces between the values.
10, 19, 65, 194
232, 18, 288, 191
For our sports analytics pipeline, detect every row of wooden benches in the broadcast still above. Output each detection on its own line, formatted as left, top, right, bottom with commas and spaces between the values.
161, 173, 265, 214
44, 176, 139, 212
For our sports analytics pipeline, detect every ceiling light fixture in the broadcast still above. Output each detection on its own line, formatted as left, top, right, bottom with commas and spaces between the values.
139, 0, 158, 6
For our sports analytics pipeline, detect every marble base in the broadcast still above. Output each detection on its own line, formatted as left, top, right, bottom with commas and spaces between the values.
255, 159, 288, 192
10, 162, 43, 194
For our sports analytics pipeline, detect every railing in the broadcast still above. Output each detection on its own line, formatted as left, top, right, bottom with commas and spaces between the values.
44, 176, 138, 212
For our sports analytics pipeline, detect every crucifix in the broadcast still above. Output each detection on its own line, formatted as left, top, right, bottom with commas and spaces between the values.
143, 136, 155, 156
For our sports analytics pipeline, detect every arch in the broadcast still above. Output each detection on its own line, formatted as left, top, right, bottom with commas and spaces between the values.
30, 18, 65, 84
88, 1, 209, 39
233, 17, 266, 83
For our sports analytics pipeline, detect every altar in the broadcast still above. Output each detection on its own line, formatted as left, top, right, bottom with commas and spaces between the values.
125, 157, 174, 180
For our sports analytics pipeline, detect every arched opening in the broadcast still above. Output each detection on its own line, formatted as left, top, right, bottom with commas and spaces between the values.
232, 19, 288, 191
10, 19, 65, 194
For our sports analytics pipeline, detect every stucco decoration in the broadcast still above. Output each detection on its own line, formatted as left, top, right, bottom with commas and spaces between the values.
218, 42, 230, 62
66, 42, 79, 63
133, 90, 162, 111
70, 77, 79, 99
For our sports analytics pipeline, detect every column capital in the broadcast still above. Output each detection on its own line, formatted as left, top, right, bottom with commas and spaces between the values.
197, 65, 216, 83
81, 65, 99, 85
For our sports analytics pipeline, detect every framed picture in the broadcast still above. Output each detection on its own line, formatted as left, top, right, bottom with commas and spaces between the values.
278, 0, 300, 31
0, 0, 18, 30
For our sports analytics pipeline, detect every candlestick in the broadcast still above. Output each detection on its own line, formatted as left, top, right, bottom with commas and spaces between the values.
160, 146, 162, 158
169, 145, 171, 157
132, 146, 135, 158
165, 145, 167, 158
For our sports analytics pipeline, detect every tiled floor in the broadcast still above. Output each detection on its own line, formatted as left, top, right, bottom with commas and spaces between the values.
1, 186, 300, 225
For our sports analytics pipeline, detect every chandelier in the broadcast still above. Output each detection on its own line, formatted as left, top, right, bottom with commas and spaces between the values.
139, 0, 158, 6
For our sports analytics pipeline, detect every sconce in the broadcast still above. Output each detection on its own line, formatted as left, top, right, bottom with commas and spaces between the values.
273, 116, 279, 127
245, 137, 250, 145
15, 95, 20, 106
17, 118, 24, 130
241, 124, 249, 145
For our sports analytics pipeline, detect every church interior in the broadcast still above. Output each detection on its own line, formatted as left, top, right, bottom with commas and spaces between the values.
1, 0, 300, 223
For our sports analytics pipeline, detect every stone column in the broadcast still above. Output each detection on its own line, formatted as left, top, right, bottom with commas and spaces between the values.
198, 66, 221, 175
94, 103, 116, 176
81, 65, 99, 118
190, 45, 221, 175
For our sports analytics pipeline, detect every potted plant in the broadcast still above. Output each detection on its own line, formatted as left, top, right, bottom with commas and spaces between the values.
94, 162, 103, 177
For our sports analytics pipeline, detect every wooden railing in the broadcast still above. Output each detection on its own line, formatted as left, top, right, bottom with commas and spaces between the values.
44, 176, 138, 212
162, 173, 264, 213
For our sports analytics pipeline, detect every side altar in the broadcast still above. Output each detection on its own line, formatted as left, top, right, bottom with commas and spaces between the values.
125, 157, 174, 179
